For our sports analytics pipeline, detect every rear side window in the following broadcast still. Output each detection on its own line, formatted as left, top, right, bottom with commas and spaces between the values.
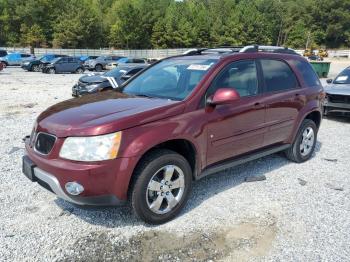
261, 59, 298, 92
0, 50, 8, 57
21, 54, 31, 57
291, 59, 321, 87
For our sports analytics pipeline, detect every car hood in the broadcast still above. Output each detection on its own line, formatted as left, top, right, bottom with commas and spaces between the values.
36, 91, 184, 137
79, 74, 106, 84
325, 84, 350, 95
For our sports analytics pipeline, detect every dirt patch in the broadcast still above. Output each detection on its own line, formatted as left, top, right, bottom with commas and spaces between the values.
62, 217, 277, 262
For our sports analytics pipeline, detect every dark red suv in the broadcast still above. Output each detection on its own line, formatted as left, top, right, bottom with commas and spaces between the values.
23, 46, 324, 224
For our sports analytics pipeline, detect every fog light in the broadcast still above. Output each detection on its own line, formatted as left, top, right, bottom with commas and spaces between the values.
65, 182, 84, 196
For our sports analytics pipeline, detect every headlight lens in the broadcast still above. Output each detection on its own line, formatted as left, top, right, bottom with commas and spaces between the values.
59, 132, 122, 161
85, 84, 100, 92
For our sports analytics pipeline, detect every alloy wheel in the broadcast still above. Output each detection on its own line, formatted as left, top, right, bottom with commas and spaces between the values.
300, 127, 315, 156
146, 165, 185, 215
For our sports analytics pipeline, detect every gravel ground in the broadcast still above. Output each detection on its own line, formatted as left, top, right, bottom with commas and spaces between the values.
0, 63, 350, 262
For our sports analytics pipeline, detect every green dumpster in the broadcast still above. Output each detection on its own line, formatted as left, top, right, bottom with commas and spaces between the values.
309, 61, 331, 78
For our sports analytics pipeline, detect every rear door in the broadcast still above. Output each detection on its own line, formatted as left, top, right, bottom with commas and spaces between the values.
259, 59, 304, 146
206, 59, 266, 165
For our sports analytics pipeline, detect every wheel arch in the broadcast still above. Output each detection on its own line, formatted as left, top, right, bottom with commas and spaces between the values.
126, 138, 198, 199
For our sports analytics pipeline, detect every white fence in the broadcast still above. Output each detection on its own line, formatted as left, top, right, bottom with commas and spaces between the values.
0, 47, 190, 58
1, 47, 350, 58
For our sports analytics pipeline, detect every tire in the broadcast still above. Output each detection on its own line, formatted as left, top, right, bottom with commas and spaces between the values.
1, 61, 7, 68
48, 68, 56, 74
95, 64, 103, 72
285, 119, 317, 163
130, 149, 192, 224
75, 67, 84, 74
31, 65, 40, 72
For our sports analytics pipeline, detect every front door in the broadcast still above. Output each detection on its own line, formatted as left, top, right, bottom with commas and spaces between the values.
206, 60, 266, 166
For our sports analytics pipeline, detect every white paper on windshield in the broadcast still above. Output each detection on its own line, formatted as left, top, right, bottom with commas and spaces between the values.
187, 64, 211, 71
336, 76, 348, 81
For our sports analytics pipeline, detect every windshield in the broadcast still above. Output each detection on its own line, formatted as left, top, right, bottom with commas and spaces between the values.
333, 69, 350, 84
121, 58, 217, 100
39, 56, 53, 62
104, 67, 129, 78
96, 56, 106, 60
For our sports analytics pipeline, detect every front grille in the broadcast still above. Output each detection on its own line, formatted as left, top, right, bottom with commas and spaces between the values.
34, 133, 56, 155
328, 94, 350, 104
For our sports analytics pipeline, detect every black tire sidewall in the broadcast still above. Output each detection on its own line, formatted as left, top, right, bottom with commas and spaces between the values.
292, 120, 317, 162
132, 151, 192, 224
95, 64, 102, 71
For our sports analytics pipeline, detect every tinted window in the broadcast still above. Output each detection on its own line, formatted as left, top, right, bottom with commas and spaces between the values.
291, 59, 321, 87
21, 54, 31, 57
261, 59, 298, 92
133, 59, 145, 63
0, 50, 7, 57
208, 60, 258, 97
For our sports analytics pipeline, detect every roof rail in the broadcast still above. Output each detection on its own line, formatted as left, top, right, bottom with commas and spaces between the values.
182, 47, 240, 56
239, 45, 299, 55
182, 45, 299, 56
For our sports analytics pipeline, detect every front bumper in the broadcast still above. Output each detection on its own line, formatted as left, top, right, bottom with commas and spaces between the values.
22, 156, 123, 205
23, 137, 139, 205
324, 101, 350, 114
21, 64, 31, 71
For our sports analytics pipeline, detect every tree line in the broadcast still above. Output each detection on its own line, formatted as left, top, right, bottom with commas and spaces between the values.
0, 0, 349, 50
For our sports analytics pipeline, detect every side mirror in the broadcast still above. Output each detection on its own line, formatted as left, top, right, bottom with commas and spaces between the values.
326, 79, 332, 84
207, 88, 240, 105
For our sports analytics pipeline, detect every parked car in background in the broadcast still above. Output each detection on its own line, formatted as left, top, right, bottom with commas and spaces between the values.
324, 67, 350, 116
23, 45, 323, 224
105, 57, 148, 70
72, 64, 148, 96
84, 55, 125, 71
21, 54, 67, 72
308, 55, 323, 61
77, 55, 99, 62
42, 57, 84, 74
0, 50, 8, 58
0, 53, 35, 66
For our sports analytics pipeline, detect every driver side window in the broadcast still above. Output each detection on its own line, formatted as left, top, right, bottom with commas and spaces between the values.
208, 60, 258, 98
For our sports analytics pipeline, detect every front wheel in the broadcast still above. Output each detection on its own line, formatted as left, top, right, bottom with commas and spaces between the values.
48, 68, 56, 74
131, 149, 192, 224
31, 65, 40, 72
285, 119, 317, 163
75, 67, 84, 74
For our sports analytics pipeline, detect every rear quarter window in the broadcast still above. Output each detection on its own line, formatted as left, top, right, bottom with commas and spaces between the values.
290, 59, 321, 87
260, 59, 298, 92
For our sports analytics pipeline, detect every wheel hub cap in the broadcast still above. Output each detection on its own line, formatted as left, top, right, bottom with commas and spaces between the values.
300, 127, 315, 156
146, 165, 185, 215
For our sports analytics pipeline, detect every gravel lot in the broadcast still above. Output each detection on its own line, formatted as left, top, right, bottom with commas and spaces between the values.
0, 61, 350, 262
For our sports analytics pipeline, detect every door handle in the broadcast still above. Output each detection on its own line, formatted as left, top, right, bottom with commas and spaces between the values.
253, 102, 264, 109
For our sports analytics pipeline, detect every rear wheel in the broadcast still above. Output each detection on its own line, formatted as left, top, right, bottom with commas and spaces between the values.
130, 149, 192, 224
48, 68, 56, 74
285, 119, 317, 163
95, 64, 103, 72
1, 61, 7, 68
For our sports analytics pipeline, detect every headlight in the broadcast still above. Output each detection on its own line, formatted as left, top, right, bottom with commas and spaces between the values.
59, 132, 122, 161
85, 84, 100, 92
